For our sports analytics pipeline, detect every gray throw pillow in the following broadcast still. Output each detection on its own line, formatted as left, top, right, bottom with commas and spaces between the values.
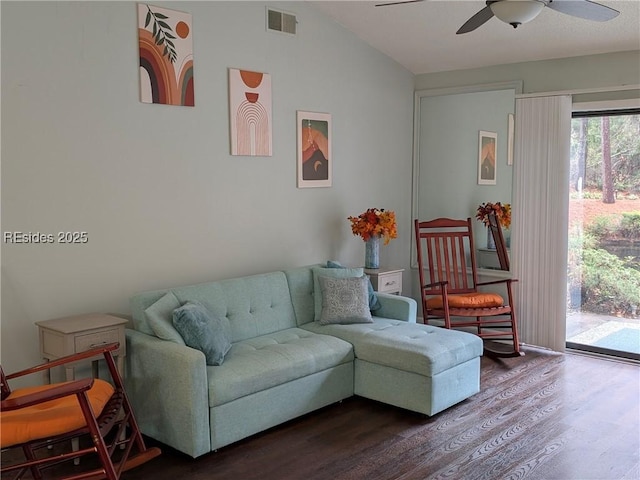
312, 266, 364, 321
317, 275, 373, 325
172, 302, 232, 366
144, 291, 186, 345
326, 260, 381, 311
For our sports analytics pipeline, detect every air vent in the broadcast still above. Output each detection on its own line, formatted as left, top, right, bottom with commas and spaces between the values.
267, 8, 297, 35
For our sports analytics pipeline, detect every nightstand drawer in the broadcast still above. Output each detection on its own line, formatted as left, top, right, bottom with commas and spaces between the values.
376, 271, 403, 294
75, 328, 123, 354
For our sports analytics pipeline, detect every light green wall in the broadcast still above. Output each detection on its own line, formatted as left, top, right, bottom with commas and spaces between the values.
416, 89, 515, 251
410, 50, 638, 305
412, 50, 639, 253
414, 50, 640, 249
2, 1, 637, 374
414, 50, 640, 97
0, 1, 414, 374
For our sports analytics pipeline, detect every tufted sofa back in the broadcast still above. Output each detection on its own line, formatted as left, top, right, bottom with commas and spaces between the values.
283, 264, 322, 327
130, 271, 298, 343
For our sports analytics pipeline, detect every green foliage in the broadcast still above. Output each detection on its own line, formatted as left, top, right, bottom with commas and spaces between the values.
144, 5, 177, 64
585, 211, 640, 242
569, 211, 640, 316
585, 215, 616, 241
582, 191, 602, 200
577, 248, 640, 315
619, 212, 640, 238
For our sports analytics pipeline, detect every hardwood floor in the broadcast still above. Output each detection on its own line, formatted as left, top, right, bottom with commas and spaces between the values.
3, 346, 639, 479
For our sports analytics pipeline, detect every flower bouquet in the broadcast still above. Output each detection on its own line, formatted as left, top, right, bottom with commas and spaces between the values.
348, 208, 397, 269
476, 202, 511, 229
348, 208, 397, 245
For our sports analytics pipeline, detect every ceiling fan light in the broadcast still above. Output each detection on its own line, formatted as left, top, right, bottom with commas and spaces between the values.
490, 0, 545, 27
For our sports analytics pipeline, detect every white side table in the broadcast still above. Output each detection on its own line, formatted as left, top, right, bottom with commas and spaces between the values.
36, 313, 128, 383
364, 267, 404, 295
36, 313, 128, 461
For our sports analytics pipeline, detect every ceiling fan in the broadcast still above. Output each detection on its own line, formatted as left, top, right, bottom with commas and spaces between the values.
374, 0, 620, 34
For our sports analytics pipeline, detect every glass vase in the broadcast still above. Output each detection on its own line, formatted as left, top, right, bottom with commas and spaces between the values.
365, 235, 380, 269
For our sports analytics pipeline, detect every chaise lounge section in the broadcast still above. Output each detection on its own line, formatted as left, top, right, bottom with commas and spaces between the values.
285, 265, 483, 417
125, 264, 482, 458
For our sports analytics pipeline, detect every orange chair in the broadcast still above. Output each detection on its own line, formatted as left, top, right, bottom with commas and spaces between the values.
414, 217, 522, 357
1, 343, 161, 480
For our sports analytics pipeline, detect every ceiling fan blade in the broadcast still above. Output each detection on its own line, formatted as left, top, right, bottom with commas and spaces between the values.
375, 0, 424, 6
546, 0, 620, 21
457, 5, 494, 34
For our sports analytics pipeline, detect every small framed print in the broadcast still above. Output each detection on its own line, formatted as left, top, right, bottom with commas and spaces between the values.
478, 130, 497, 185
297, 111, 331, 188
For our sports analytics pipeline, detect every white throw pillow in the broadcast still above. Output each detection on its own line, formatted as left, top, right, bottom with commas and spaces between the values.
144, 292, 186, 345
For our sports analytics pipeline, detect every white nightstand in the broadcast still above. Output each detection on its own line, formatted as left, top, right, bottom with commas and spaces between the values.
364, 267, 404, 295
36, 313, 128, 383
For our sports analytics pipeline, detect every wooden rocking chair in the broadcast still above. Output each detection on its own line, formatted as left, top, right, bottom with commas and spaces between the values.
414, 216, 523, 357
1, 343, 161, 479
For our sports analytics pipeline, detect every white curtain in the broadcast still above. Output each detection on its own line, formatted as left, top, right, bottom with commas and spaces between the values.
512, 95, 572, 352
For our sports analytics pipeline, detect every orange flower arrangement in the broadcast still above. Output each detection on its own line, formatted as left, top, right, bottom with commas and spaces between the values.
348, 208, 398, 245
476, 202, 511, 229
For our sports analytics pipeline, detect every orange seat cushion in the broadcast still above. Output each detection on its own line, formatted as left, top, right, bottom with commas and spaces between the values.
426, 292, 504, 309
0, 379, 114, 448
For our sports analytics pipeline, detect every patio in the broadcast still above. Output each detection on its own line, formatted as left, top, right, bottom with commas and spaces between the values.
566, 311, 640, 360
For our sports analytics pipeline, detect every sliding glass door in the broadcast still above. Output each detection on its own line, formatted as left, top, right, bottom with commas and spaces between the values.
566, 109, 640, 361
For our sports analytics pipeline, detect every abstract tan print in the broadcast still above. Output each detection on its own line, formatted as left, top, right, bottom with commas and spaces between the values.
228, 69, 272, 156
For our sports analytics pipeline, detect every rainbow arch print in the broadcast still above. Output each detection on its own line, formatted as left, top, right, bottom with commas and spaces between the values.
228, 68, 273, 156
138, 4, 194, 107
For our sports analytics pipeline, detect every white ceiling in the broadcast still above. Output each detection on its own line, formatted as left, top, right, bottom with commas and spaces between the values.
309, 0, 640, 74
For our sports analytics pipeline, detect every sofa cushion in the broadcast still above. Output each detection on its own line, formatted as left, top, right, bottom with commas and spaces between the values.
312, 266, 364, 321
302, 318, 483, 377
284, 265, 323, 327
207, 328, 354, 407
317, 275, 373, 325
173, 302, 232, 366
172, 272, 298, 343
144, 292, 186, 345
326, 260, 381, 311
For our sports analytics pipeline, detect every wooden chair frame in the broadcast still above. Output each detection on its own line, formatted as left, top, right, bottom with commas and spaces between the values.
487, 211, 510, 271
1, 343, 161, 480
414, 217, 522, 357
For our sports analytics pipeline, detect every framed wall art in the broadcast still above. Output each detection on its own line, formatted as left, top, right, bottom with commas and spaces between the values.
228, 68, 272, 156
478, 130, 497, 185
138, 3, 194, 106
297, 111, 331, 188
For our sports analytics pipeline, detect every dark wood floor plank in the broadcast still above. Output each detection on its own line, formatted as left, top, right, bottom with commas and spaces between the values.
2, 347, 638, 480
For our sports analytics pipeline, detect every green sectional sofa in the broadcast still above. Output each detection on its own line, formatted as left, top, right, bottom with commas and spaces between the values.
125, 264, 483, 458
